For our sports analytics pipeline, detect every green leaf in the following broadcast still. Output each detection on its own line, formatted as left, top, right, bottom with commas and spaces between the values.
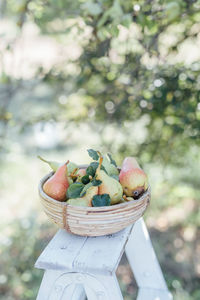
165, 2, 181, 21
92, 179, 102, 186
81, 175, 90, 184
82, 2, 102, 16
87, 149, 99, 161
92, 194, 111, 207
90, 161, 99, 171
86, 166, 96, 177
80, 182, 93, 197
66, 182, 84, 199
90, 161, 108, 174
107, 153, 117, 167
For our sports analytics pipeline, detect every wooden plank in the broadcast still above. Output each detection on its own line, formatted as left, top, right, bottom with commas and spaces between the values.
36, 270, 64, 300
61, 284, 86, 300
137, 288, 173, 300
125, 218, 168, 290
35, 225, 133, 275
91, 274, 123, 300
35, 230, 87, 271
72, 225, 133, 275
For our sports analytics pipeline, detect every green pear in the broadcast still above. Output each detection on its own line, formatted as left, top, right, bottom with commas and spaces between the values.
102, 155, 119, 176
38, 156, 78, 177
96, 157, 123, 205
67, 162, 78, 175
37, 156, 61, 172
67, 186, 98, 207
38, 156, 75, 186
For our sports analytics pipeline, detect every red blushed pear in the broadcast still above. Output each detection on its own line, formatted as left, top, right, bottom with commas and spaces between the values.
119, 157, 148, 198
77, 169, 86, 177
43, 161, 70, 201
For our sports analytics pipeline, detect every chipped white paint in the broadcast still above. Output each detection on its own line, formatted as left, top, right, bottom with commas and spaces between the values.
35, 218, 173, 299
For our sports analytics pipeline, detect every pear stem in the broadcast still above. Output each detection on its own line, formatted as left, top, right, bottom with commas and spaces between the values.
123, 195, 128, 201
97, 150, 102, 157
69, 167, 78, 178
98, 156, 103, 169
65, 160, 70, 166
37, 155, 49, 164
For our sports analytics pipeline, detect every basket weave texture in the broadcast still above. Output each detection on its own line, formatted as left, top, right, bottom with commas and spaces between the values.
38, 168, 151, 236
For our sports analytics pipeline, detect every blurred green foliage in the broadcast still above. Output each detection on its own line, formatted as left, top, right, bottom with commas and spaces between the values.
0, 0, 200, 299
0, 0, 200, 163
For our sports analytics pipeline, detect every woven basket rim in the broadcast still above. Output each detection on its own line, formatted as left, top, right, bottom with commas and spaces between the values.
39, 167, 150, 211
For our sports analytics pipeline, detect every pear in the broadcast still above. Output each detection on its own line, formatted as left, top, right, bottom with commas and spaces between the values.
102, 155, 119, 176
123, 195, 134, 202
96, 157, 123, 205
119, 157, 148, 199
38, 156, 78, 177
77, 169, 86, 177
75, 168, 87, 183
67, 162, 78, 175
67, 186, 98, 207
38, 156, 61, 172
43, 162, 70, 201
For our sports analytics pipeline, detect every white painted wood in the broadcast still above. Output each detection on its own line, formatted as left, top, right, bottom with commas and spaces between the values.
36, 270, 63, 300
36, 270, 86, 300
84, 274, 123, 300
72, 226, 133, 275
35, 217, 172, 300
62, 284, 86, 300
37, 271, 122, 300
35, 230, 87, 271
125, 218, 168, 290
35, 225, 133, 275
137, 288, 173, 300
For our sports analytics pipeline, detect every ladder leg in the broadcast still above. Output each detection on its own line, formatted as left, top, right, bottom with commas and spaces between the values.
137, 287, 173, 300
62, 283, 86, 300
36, 270, 86, 300
125, 218, 173, 299
84, 273, 123, 300
36, 270, 63, 300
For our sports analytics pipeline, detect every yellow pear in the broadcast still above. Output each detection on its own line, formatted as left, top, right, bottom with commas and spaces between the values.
96, 157, 123, 205
67, 186, 98, 207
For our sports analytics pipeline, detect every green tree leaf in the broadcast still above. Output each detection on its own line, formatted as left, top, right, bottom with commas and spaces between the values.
165, 2, 181, 21
82, 2, 102, 16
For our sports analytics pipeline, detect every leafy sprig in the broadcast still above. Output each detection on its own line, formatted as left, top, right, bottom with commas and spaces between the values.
87, 149, 99, 160
92, 194, 111, 207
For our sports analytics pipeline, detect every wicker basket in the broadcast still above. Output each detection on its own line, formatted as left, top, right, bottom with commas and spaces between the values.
38, 166, 151, 236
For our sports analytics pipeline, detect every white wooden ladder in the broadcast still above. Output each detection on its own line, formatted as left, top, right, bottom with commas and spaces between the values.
35, 218, 173, 300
